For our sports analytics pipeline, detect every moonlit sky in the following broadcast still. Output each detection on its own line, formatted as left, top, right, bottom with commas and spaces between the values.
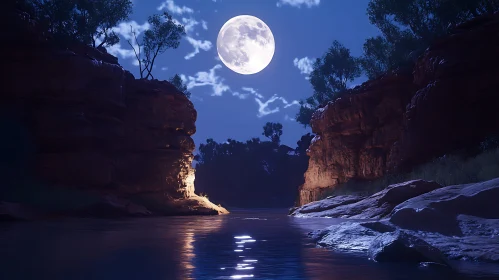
110, 0, 380, 147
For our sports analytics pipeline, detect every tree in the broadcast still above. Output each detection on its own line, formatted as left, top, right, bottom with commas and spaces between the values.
362, 0, 499, 77
169, 74, 191, 98
296, 41, 361, 126
295, 133, 315, 156
128, 12, 186, 79
262, 122, 283, 144
194, 130, 311, 208
22, 0, 132, 47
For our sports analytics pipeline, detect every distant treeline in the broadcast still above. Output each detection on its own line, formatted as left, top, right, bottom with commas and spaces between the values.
296, 0, 499, 126
194, 123, 313, 208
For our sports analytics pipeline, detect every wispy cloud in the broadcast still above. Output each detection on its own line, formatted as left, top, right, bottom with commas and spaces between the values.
183, 64, 230, 96
161, 67, 168, 71
184, 37, 212, 60
180, 17, 199, 33
284, 114, 296, 121
233, 87, 265, 100
202, 20, 208, 30
241, 87, 264, 99
174, 17, 212, 60
293, 57, 314, 79
232, 91, 248, 99
255, 95, 300, 117
157, 0, 194, 14
276, 0, 320, 8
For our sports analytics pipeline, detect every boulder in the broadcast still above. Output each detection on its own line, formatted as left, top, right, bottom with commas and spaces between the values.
368, 231, 447, 265
290, 194, 365, 216
292, 180, 442, 219
390, 177, 499, 235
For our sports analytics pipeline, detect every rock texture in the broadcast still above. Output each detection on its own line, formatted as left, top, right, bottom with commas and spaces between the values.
299, 73, 416, 205
1, 9, 227, 217
390, 177, 499, 235
292, 180, 442, 219
298, 13, 499, 206
303, 178, 499, 276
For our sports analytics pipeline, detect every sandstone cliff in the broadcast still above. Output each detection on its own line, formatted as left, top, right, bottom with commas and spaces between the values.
298, 13, 499, 206
1, 9, 227, 216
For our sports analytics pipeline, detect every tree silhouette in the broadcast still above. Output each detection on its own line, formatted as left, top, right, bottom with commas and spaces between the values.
296, 41, 361, 126
169, 74, 191, 98
361, 0, 499, 78
262, 122, 283, 145
195, 126, 313, 208
128, 12, 186, 79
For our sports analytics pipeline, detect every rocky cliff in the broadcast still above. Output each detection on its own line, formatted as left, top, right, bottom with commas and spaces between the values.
1, 9, 227, 217
298, 13, 499, 206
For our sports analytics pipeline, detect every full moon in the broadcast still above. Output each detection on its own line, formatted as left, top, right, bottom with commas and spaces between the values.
217, 15, 275, 75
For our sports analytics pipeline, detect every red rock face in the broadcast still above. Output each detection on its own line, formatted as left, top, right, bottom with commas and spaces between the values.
298, 13, 499, 206
299, 73, 416, 205
1, 9, 219, 214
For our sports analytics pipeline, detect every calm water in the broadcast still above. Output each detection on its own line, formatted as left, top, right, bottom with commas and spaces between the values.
0, 210, 491, 280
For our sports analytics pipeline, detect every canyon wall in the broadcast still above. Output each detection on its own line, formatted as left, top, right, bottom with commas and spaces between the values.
1, 9, 226, 215
298, 13, 499, 206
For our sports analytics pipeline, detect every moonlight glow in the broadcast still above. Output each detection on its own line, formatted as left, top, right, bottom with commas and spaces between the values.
217, 15, 275, 75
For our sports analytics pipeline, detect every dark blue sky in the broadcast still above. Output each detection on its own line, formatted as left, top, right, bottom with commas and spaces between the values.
109, 0, 380, 147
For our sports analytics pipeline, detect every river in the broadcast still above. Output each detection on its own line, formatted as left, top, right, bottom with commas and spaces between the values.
0, 210, 488, 279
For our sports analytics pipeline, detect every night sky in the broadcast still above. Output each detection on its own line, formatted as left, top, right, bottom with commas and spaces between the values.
109, 0, 380, 147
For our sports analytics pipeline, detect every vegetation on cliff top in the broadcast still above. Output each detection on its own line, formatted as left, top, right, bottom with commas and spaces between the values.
16, 0, 189, 93
296, 0, 499, 126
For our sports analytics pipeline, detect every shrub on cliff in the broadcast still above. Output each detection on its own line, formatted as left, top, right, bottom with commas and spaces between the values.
169, 74, 191, 98
128, 13, 186, 79
19, 0, 133, 47
295, 41, 362, 126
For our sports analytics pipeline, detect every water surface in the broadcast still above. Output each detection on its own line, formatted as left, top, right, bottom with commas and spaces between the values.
0, 210, 489, 279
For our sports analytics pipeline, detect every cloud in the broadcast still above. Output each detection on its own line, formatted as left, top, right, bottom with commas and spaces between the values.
284, 114, 296, 121
233, 87, 265, 100
241, 87, 264, 99
184, 64, 230, 96
161, 67, 168, 71
255, 95, 300, 117
157, 0, 194, 14
180, 17, 199, 33
102, 21, 150, 66
276, 0, 320, 8
185, 37, 213, 60
202, 20, 208, 30
232, 91, 249, 100
175, 17, 212, 59
293, 57, 314, 79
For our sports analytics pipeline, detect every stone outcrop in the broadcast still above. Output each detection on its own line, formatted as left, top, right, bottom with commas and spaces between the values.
300, 177, 499, 275
299, 73, 416, 205
298, 12, 499, 206
1, 9, 227, 217
291, 180, 442, 219
390, 177, 499, 235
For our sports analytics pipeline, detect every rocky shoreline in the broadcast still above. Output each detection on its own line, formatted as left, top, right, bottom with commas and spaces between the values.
290, 177, 499, 275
